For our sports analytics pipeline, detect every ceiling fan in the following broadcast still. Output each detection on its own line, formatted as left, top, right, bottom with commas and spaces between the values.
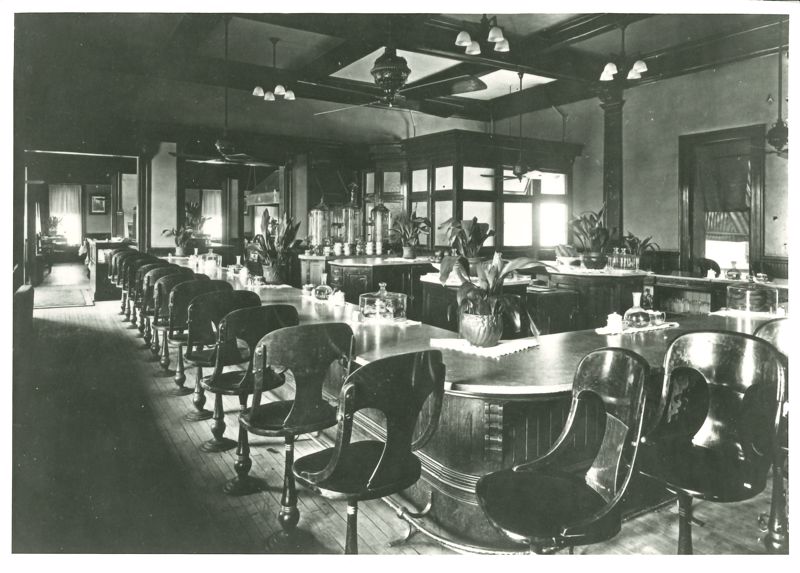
484, 72, 536, 182
171, 18, 273, 168
307, 47, 487, 118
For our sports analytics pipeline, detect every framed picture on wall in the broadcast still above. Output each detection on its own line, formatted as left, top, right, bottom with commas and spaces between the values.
90, 194, 108, 214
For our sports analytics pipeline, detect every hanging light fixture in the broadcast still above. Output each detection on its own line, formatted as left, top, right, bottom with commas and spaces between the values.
599, 25, 647, 82
766, 21, 788, 154
455, 14, 510, 55
253, 37, 295, 102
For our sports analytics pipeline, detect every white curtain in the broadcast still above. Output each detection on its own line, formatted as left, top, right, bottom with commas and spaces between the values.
49, 184, 82, 244
202, 189, 223, 240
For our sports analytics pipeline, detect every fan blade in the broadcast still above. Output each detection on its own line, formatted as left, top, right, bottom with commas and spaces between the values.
402, 74, 487, 99
314, 101, 381, 117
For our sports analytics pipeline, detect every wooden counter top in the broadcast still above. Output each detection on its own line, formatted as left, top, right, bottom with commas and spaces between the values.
210, 268, 775, 399
328, 256, 436, 268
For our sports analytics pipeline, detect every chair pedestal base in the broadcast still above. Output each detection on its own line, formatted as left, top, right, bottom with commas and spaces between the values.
169, 344, 189, 395
170, 387, 193, 397
677, 492, 693, 555
223, 475, 266, 496
200, 437, 236, 453
762, 457, 789, 554
185, 409, 213, 422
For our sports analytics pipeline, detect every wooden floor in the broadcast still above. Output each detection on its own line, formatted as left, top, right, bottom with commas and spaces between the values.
12, 299, 784, 555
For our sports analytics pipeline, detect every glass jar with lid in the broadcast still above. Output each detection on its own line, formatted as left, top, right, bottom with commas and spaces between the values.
359, 282, 407, 321
308, 198, 331, 246
726, 280, 779, 312
201, 248, 222, 275
342, 184, 363, 246
370, 202, 390, 245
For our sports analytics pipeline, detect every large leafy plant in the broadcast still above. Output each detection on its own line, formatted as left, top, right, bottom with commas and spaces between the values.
185, 201, 211, 233
439, 217, 495, 257
570, 204, 609, 253
246, 210, 303, 267
441, 252, 555, 336
623, 232, 660, 256
389, 211, 431, 246
161, 226, 194, 248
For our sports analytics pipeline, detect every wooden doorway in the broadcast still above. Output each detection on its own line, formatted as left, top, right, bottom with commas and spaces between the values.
678, 125, 765, 275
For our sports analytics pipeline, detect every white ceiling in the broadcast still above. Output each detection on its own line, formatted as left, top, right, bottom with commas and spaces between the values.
456, 70, 555, 100
331, 47, 462, 84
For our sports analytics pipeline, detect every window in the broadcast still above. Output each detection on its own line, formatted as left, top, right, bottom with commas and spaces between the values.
434, 166, 453, 191
434, 200, 453, 246
499, 170, 568, 250
48, 184, 82, 245
201, 189, 223, 241
462, 166, 494, 191
463, 201, 495, 247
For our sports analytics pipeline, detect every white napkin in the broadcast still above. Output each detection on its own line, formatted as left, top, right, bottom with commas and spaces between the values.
595, 322, 679, 335
430, 337, 539, 358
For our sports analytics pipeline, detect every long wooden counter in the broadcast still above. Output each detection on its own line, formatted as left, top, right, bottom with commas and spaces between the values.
205, 268, 777, 548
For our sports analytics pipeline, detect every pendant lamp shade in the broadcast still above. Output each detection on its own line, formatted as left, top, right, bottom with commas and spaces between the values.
466, 41, 481, 55
599, 62, 618, 82
264, 91, 276, 101
274, 84, 286, 96
455, 30, 472, 47
494, 38, 510, 52
252, 86, 265, 97
284, 89, 296, 101
487, 25, 504, 43
630, 60, 648, 74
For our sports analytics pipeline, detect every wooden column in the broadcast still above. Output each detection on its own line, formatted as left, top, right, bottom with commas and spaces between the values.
599, 85, 625, 244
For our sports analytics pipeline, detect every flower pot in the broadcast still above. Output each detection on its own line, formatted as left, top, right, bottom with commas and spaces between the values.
459, 312, 503, 347
261, 264, 281, 284
582, 252, 608, 270
175, 246, 186, 256
402, 246, 416, 259
466, 256, 487, 277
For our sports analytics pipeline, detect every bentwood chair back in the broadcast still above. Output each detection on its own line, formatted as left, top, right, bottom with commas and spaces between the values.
474, 347, 649, 554
132, 261, 171, 330
107, 247, 132, 280
754, 317, 790, 553
170, 280, 233, 335
239, 323, 354, 547
638, 331, 787, 554
152, 273, 202, 329
197, 304, 300, 458
110, 249, 136, 282
293, 349, 446, 554
142, 266, 193, 317
186, 289, 262, 355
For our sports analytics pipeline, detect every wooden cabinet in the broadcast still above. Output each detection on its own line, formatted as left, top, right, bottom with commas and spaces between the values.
421, 281, 528, 332
328, 260, 435, 320
87, 239, 129, 301
525, 285, 580, 334
543, 272, 646, 330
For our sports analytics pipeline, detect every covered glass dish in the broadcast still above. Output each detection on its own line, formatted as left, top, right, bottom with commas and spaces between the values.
359, 282, 407, 321
726, 281, 779, 312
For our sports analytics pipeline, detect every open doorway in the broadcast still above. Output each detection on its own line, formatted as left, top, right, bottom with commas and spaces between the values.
25, 151, 138, 307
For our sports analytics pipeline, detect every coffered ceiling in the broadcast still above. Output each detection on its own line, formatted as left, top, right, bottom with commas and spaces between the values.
16, 12, 788, 132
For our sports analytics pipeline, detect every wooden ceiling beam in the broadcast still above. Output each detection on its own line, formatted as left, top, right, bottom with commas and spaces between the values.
489, 16, 788, 120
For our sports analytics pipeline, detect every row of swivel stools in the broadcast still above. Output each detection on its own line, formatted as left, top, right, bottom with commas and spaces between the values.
106, 247, 447, 554
107, 247, 789, 554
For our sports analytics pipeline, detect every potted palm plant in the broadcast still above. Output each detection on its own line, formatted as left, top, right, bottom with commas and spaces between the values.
185, 201, 211, 245
161, 226, 194, 256
438, 217, 496, 276
389, 211, 431, 259
570, 205, 610, 269
441, 252, 555, 347
246, 210, 303, 284
623, 232, 660, 270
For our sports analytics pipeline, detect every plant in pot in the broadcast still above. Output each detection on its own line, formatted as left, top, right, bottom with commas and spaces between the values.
185, 201, 211, 245
46, 216, 62, 236
161, 226, 194, 256
623, 231, 660, 270
438, 217, 496, 276
441, 252, 555, 347
245, 210, 303, 284
389, 211, 431, 259
570, 205, 610, 269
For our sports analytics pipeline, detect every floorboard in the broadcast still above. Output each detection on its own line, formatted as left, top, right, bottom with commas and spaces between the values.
12, 300, 783, 555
